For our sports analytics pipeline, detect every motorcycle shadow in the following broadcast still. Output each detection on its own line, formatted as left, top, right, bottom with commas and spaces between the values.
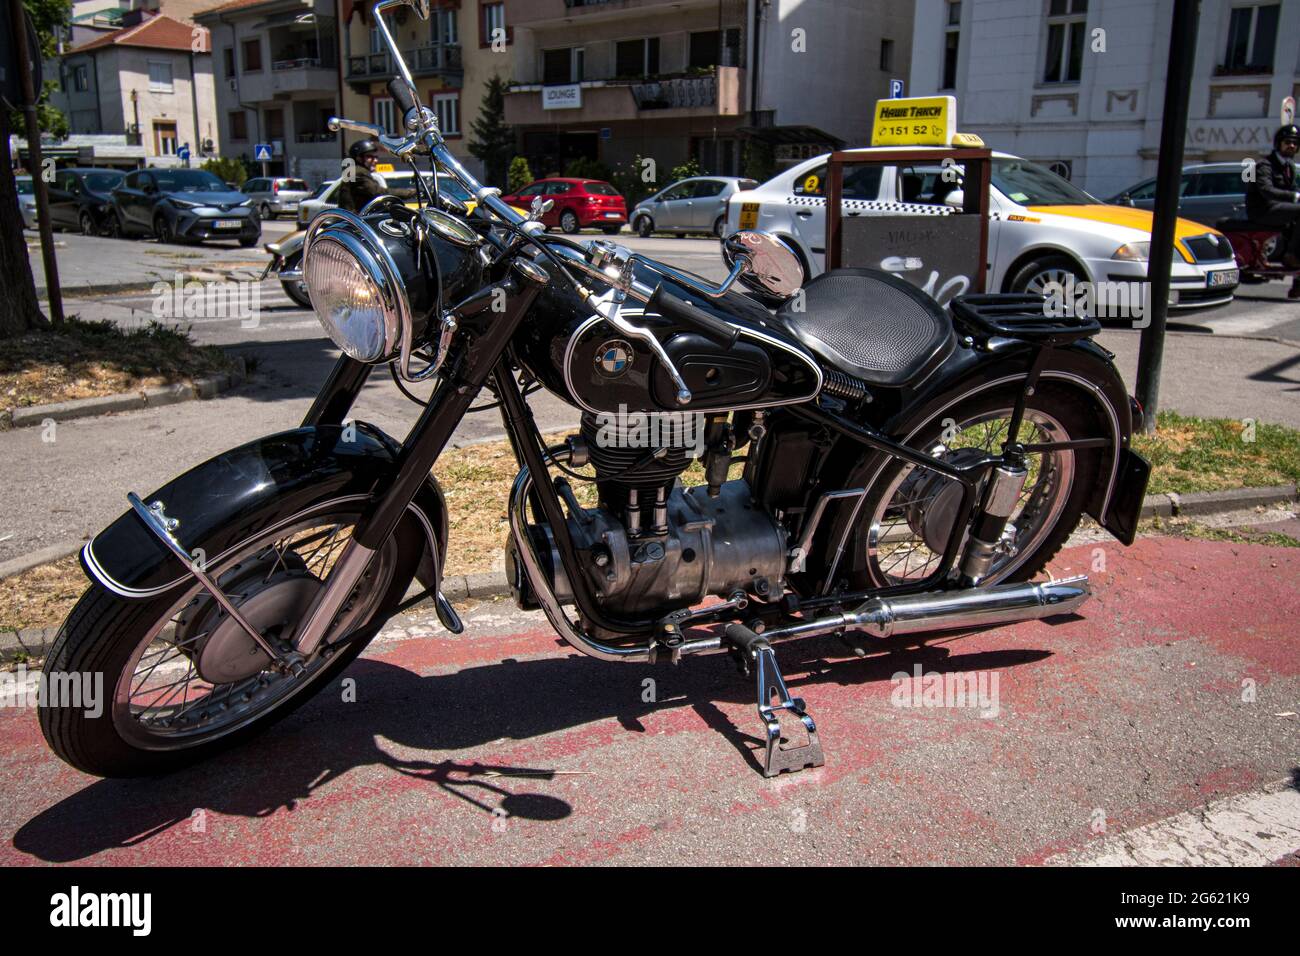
13, 630, 1055, 862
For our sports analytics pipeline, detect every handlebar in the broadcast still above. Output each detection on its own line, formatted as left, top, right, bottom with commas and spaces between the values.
647, 284, 740, 348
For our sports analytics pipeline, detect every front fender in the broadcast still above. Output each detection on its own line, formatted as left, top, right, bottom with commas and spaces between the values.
82, 423, 448, 600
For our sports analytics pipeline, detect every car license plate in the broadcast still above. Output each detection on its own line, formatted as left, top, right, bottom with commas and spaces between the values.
739, 202, 760, 230
213, 219, 241, 230
1208, 268, 1238, 288
604, 212, 620, 218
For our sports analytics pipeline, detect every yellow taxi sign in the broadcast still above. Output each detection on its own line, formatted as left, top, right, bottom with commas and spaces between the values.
374, 163, 396, 172
871, 95, 957, 147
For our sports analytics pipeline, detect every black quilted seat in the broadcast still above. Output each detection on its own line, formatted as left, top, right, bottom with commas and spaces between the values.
777, 268, 954, 387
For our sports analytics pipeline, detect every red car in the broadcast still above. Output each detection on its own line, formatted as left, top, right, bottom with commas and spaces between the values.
501, 178, 627, 234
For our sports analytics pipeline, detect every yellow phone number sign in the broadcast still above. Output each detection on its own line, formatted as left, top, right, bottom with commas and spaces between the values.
871, 95, 957, 147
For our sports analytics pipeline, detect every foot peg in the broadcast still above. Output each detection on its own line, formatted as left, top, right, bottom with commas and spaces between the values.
724, 624, 824, 777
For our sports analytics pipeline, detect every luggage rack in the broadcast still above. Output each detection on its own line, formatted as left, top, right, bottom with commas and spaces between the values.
950, 293, 1101, 346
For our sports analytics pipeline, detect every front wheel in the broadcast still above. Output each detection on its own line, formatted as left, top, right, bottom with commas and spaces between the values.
845, 382, 1102, 590
39, 505, 421, 777
635, 215, 654, 238
1008, 254, 1084, 297
280, 252, 312, 308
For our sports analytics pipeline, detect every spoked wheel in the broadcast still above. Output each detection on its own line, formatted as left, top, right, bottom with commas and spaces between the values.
40, 507, 420, 777
849, 383, 1102, 589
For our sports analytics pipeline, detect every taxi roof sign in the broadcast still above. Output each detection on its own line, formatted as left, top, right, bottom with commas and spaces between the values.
871, 95, 957, 147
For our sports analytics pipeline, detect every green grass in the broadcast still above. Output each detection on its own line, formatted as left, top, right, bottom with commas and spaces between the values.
1134, 410, 1300, 495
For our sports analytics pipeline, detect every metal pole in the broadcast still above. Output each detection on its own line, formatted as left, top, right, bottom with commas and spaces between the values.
1136, 0, 1198, 433
11, 0, 64, 326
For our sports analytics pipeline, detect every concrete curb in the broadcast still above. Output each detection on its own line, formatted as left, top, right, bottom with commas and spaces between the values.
4, 356, 246, 429
2, 483, 1296, 664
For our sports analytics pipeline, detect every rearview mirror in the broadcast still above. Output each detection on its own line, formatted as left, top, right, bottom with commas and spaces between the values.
942, 188, 964, 209
723, 230, 803, 299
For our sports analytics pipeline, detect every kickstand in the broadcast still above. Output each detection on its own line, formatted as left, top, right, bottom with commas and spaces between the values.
725, 624, 825, 777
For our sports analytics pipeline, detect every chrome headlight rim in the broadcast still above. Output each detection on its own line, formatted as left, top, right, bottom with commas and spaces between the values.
304, 208, 412, 367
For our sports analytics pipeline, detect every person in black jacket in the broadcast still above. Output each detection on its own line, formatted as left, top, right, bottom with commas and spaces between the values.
336, 138, 416, 213
1246, 124, 1300, 271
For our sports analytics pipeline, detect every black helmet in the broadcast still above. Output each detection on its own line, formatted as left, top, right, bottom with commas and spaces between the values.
348, 138, 380, 161
1274, 124, 1300, 150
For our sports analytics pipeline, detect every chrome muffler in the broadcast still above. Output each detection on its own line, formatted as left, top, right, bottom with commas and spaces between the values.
761, 576, 1091, 643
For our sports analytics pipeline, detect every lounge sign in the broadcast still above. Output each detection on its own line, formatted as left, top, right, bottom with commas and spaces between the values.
543, 84, 583, 110
871, 95, 956, 147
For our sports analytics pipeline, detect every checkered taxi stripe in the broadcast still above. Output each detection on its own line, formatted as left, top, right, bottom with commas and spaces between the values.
787, 196, 955, 216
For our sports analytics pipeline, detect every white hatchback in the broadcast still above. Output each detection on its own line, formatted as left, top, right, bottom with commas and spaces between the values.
725, 148, 1239, 309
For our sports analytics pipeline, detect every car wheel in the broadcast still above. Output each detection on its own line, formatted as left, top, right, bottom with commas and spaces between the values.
106, 211, 124, 239
560, 210, 580, 234
1009, 254, 1084, 299
636, 215, 654, 238
79, 211, 97, 237
154, 216, 175, 244
712, 215, 725, 238
260, 203, 273, 221
239, 235, 258, 248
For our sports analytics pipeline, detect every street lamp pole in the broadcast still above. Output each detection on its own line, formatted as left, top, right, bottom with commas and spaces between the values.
1136, 0, 1199, 434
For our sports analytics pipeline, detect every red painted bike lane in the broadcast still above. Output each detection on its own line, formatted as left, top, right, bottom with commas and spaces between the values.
1, 535, 1296, 866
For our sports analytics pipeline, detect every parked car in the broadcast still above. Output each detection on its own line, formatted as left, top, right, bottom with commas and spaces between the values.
47, 168, 125, 235
500, 178, 627, 234
110, 168, 260, 246
631, 176, 758, 237
15, 175, 37, 230
1109, 163, 1248, 226
242, 176, 312, 220
726, 148, 1239, 309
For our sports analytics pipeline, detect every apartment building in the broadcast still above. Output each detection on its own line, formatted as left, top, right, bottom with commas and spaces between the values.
337, 0, 501, 179
53, 13, 220, 167
907, 0, 1300, 197
195, 0, 341, 184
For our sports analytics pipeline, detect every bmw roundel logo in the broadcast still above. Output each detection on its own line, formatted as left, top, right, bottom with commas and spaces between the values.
595, 339, 633, 377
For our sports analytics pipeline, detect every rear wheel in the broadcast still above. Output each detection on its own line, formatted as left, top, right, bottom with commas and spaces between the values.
712, 215, 725, 238
560, 210, 580, 234
39, 506, 421, 777
260, 202, 273, 220
846, 382, 1102, 590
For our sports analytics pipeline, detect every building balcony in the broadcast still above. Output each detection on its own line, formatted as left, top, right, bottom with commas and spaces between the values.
504, 66, 742, 126
346, 43, 462, 91
511, 0, 720, 28
269, 61, 339, 94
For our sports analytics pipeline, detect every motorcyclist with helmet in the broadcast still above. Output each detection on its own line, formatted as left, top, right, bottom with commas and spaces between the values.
336, 138, 416, 213
1246, 124, 1300, 280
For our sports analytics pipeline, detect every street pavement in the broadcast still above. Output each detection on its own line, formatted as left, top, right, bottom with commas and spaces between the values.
0, 534, 1296, 865
3, 230, 1297, 568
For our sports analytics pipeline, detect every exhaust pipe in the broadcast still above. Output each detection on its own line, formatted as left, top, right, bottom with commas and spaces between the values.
763, 576, 1091, 643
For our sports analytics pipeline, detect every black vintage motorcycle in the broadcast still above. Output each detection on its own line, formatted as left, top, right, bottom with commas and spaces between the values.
39, 0, 1149, 779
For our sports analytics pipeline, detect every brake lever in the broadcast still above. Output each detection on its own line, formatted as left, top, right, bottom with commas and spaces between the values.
587, 288, 692, 406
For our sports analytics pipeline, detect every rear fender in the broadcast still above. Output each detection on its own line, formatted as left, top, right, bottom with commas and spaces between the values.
81, 423, 448, 601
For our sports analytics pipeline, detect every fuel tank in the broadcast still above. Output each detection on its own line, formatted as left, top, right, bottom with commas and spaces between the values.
512, 258, 822, 414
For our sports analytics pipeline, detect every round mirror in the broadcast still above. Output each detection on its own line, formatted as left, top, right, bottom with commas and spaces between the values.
723, 230, 803, 299
420, 207, 478, 247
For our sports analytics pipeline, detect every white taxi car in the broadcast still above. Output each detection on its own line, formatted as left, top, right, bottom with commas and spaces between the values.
725, 148, 1240, 309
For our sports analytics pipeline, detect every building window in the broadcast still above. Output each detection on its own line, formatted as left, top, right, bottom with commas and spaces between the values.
1043, 0, 1088, 84
148, 61, 174, 93
481, 2, 509, 48
433, 91, 460, 136
543, 48, 570, 84
373, 97, 396, 133
229, 110, 248, 141
615, 37, 660, 78
941, 2, 960, 90
222, 47, 235, 78
242, 37, 263, 72
688, 28, 740, 69
880, 38, 894, 72
154, 120, 178, 156
72, 63, 89, 92
1222, 3, 1279, 74
432, 7, 457, 44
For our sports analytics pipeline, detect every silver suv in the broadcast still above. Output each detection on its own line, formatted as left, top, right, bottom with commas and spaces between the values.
631, 176, 758, 238
241, 176, 312, 220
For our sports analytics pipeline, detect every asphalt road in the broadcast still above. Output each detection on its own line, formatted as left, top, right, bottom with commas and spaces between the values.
1, 534, 1297, 865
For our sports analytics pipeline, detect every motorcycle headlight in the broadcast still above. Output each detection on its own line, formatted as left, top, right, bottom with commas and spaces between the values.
303, 209, 408, 364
